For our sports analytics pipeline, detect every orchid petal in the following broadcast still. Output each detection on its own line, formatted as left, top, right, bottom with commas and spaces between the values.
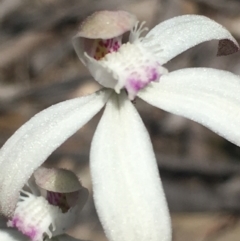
142, 15, 239, 64
139, 68, 240, 146
90, 92, 171, 241
0, 89, 111, 217
0, 228, 28, 241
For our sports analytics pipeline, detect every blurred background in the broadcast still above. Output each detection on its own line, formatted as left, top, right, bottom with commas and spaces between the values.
0, 0, 240, 240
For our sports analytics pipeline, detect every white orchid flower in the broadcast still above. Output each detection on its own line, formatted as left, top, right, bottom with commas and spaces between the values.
0, 167, 88, 241
0, 10, 239, 241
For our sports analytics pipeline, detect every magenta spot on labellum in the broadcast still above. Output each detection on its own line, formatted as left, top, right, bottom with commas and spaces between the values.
125, 65, 161, 97
9, 216, 20, 228
149, 68, 159, 81
24, 226, 38, 240
143, 66, 160, 82
129, 79, 146, 91
8, 216, 39, 240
